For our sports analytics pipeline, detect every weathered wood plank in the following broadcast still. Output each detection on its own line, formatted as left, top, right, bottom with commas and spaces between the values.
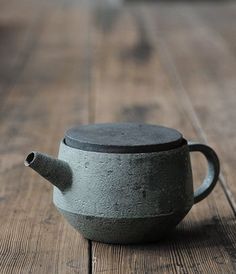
0, 1, 91, 273
91, 3, 236, 273
194, 3, 236, 54
1, 0, 236, 273
0, 0, 47, 106
151, 3, 236, 211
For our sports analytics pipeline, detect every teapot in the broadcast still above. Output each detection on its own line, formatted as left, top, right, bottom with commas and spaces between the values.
24, 123, 219, 244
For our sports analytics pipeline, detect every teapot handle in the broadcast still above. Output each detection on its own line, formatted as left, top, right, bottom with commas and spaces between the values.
188, 142, 220, 204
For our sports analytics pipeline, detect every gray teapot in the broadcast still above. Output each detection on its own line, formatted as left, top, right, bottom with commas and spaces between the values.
24, 123, 219, 244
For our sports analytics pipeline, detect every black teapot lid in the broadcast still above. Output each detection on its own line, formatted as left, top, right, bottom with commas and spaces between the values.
64, 123, 186, 153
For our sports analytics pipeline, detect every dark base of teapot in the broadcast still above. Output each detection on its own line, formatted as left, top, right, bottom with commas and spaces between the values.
57, 207, 191, 244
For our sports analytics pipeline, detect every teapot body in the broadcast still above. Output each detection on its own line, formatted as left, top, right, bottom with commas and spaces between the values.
53, 140, 194, 243
25, 123, 219, 244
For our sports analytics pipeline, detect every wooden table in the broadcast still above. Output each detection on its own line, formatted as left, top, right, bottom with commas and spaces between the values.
0, 0, 236, 273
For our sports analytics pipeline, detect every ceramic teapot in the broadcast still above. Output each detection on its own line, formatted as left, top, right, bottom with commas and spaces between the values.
24, 123, 220, 244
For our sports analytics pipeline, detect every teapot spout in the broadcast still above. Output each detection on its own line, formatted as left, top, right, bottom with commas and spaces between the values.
24, 151, 72, 191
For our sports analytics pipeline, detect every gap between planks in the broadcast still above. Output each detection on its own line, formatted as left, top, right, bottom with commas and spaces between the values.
90, 3, 236, 273
139, 5, 236, 216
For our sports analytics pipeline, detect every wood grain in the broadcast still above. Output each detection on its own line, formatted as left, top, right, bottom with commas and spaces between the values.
152, 3, 236, 212
0, 0, 236, 273
91, 3, 236, 273
0, 1, 91, 273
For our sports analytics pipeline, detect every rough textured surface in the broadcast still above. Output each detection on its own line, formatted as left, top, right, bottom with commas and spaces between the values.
65, 122, 184, 153
26, 137, 219, 243
26, 134, 218, 243
58, 207, 190, 244
54, 141, 193, 218
189, 143, 220, 203
1, 0, 236, 272
52, 141, 194, 242
25, 151, 72, 191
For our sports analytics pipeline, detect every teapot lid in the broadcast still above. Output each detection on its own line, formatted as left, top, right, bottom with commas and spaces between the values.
64, 123, 186, 153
